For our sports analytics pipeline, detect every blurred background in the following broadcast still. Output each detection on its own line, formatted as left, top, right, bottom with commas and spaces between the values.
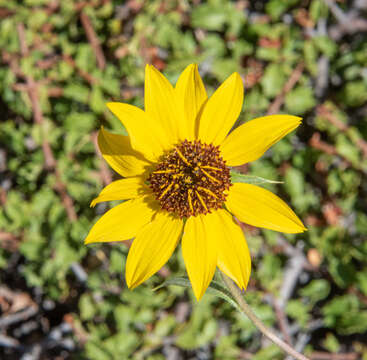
1, 0, 367, 359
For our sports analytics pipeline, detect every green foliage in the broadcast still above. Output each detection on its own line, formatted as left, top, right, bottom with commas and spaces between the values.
1, 0, 366, 358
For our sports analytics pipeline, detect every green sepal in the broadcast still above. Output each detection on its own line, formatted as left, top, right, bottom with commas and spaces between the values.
230, 170, 283, 185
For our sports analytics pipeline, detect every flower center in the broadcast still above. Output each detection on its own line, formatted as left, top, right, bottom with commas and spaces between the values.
148, 140, 231, 218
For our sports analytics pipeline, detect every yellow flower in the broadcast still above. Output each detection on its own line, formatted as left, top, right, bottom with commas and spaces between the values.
85, 64, 306, 300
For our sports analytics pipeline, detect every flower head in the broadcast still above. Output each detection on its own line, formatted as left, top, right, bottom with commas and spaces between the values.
85, 64, 306, 300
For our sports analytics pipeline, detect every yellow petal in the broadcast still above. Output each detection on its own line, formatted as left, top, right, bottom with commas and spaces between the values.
106, 102, 168, 161
182, 214, 217, 300
145, 64, 183, 146
220, 115, 302, 166
226, 183, 306, 233
175, 64, 207, 140
90, 177, 149, 208
198, 72, 243, 146
85, 196, 158, 244
98, 127, 151, 177
126, 211, 183, 289
206, 209, 251, 290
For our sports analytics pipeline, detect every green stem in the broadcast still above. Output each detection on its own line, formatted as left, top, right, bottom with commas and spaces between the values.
221, 272, 310, 360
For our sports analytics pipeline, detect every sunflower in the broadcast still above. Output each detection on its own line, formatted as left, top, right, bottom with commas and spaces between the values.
85, 64, 306, 300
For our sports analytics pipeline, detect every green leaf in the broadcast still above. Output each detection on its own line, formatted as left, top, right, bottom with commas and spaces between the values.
266, 0, 299, 20
192, 5, 227, 31
230, 171, 283, 185
285, 86, 316, 115
286, 300, 311, 327
323, 333, 340, 353
340, 80, 367, 107
300, 279, 331, 304
261, 63, 286, 98
313, 36, 337, 58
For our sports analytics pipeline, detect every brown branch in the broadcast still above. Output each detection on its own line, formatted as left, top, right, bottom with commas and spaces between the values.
0, 7, 15, 19
309, 132, 367, 175
62, 54, 97, 85
13, 83, 63, 97
239, 350, 254, 359
0, 232, 20, 252
317, 105, 347, 130
36, 55, 59, 69
309, 132, 352, 168
317, 105, 367, 158
16, 23, 77, 222
3, 50, 97, 85
309, 132, 337, 157
1, 51, 24, 78
267, 62, 304, 115
0, 187, 6, 206
45, 0, 60, 16
310, 351, 359, 360
47, 86, 64, 97
74, 0, 111, 12
272, 298, 293, 345
80, 12, 106, 70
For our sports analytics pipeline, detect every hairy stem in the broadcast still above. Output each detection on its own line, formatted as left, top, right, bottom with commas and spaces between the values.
221, 272, 310, 360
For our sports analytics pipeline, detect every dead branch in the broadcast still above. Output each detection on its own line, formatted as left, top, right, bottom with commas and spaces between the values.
317, 105, 367, 158
309, 132, 337, 156
80, 12, 106, 70
310, 351, 359, 360
272, 298, 293, 345
62, 54, 97, 85
267, 62, 304, 115
0, 232, 20, 252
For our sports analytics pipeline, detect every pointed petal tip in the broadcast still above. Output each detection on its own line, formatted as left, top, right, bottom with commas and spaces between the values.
125, 278, 134, 289
146, 63, 159, 74
231, 72, 244, 85
192, 288, 205, 301
287, 115, 303, 126
84, 237, 93, 245
126, 272, 142, 290
295, 116, 303, 125
293, 218, 307, 233
285, 224, 308, 234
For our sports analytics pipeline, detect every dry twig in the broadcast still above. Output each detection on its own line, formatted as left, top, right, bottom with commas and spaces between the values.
62, 54, 97, 85
310, 351, 359, 360
317, 105, 367, 158
80, 12, 106, 70
267, 62, 304, 115
309, 132, 367, 175
272, 298, 293, 345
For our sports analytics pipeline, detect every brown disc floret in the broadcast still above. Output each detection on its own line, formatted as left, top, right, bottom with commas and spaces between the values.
148, 140, 232, 218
